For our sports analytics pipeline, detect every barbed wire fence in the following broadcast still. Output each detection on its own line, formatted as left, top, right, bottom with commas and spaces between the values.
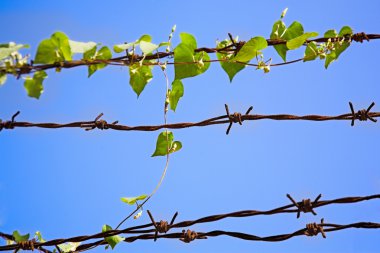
1, 194, 379, 252
1, 102, 378, 134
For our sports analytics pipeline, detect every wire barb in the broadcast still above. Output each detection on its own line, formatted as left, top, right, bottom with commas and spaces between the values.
305, 218, 326, 238
81, 113, 118, 131
18, 239, 36, 251
351, 32, 370, 43
225, 104, 253, 135
0, 111, 20, 131
286, 194, 322, 218
147, 210, 178, 241
180, 229, 206, 243
349, 102, 377, 126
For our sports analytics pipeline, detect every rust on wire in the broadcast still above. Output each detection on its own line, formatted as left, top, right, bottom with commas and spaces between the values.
179, 229, 206, 243
1, 102, 379, 133
349, 102, 377, 126
80, 113, 119, 131
147, 210, 178, 241
1, 193, 380, 253
0, 111, 20, 131
286, 194, 322, 218
225, 104, 253, 135
305, 219, 326, 238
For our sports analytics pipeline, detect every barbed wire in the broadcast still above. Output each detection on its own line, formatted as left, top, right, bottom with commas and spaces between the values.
1, 193, 379, 252
1, 102, 378, 135
1, 33, 379, 76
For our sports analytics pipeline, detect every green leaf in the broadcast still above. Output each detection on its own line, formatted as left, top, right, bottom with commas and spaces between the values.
34, 31, 72, 64
233, 36, 267, 62
24, 70, 47, 99
138, 34, 152, 42
35, 231, 46, 243
129, 63, 153, 96
303, 41, 318, 62
120, 194, 147, 205
216, 40, 245, 82
0, 72, 7, 85
84, 46, 112, 77
152, 131, 182, 157
286, 32, 318, 50
284, 21, 304, 40
0, 42, 29, 60
270, 20, 287, 61
324, 29, 337, 38
324, 26, 352, 69
339, 26, 353, 36
58, 242, 80, 253
69, 40, 97, 54
174, 44, 210, 80
179, 33, 197, 51
169, 79, 184, 111
12, 231, 30, 243
140, 41, 158, 55
102, 225, 125, 249
113, 42, 137, 53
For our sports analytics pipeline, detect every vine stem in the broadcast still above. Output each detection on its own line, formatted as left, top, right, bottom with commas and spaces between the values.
114, 62, 171, 230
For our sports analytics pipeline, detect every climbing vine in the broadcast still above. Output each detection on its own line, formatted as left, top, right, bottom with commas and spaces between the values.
1, 8, 379, 252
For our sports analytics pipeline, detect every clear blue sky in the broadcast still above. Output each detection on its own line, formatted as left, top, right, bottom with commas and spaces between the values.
1, 1, 380, 252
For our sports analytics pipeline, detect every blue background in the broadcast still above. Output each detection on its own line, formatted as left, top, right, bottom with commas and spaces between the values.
1, 1, 380, 252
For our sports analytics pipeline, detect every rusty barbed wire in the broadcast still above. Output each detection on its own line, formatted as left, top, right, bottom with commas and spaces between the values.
1, 33, 379, 76
0, 102, 378, 134
1, 193, 379, 252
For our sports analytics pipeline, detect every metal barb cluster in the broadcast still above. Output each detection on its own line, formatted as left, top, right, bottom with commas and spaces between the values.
147, 210, 178, 241
349, 102, 377, 126
351, 32, 370, 43
305, 219, 326, 238
224, 104, 253, 135
0, 111, 20, 131
81, 113, 119, 131
287, 194, 322, 218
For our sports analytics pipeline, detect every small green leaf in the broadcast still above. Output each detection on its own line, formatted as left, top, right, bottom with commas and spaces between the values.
169, 79, 184, 111
285, 21, 304, 39
35, 231, 45, 243
339, 26, 353, 36
102, 225, 125, 249
34, 31, 72, 64
324, 29, 337, 38
58, 242, 80, 253
152, 131, 182, 157
233, 36, 267, 62
216, 40, 245, 82
84, 46, 112, 77
24, 70, 47, 99
129, 63, 153, 96
0, 42, 29, 60
179, 33, 197, 51
286, 32, 318, 50
113, 42, 137, 53
325, 51, 336, 69
140, 41, 158, 55
120, 194, 147, 205
138, 34, 152, 42
174, 44, 210, 80
303, 41, 318, 62
69, 40, 97, 54
12, 231, 30, 242
270, 20, 287, 61
0, 73, 7, 85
